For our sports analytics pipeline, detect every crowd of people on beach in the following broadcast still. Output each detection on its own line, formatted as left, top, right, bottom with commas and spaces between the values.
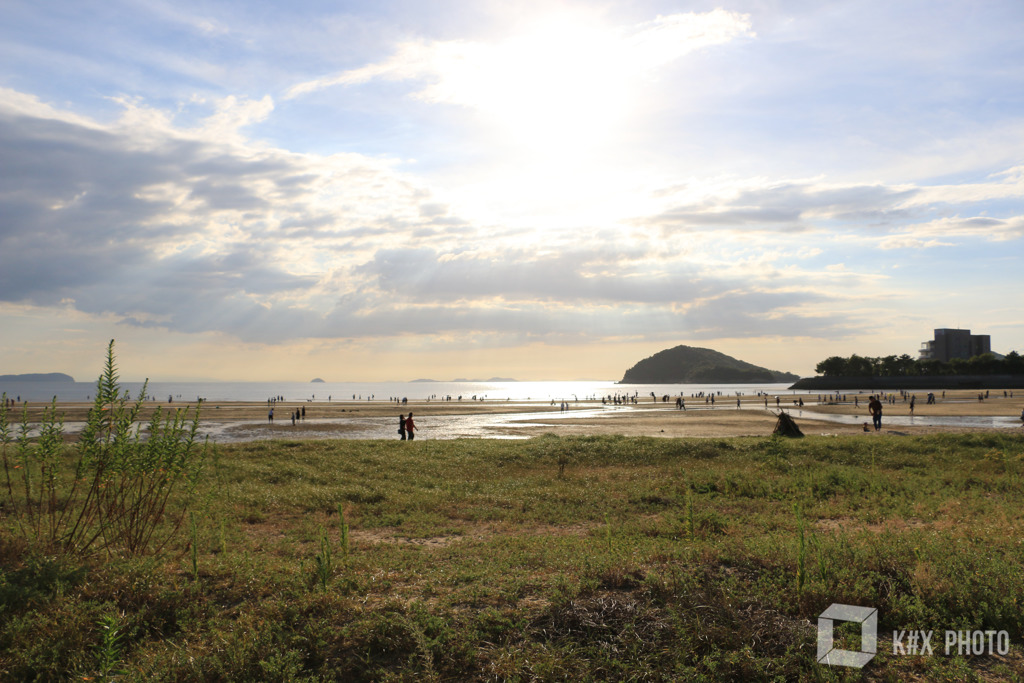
604, 393, 639, 405
250, 385, 1024, 438
387, 395, 487, 404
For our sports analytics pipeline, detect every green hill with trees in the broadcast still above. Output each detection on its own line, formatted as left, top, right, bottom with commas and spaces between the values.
620, 345, 799, 384
813, 352, 1023, 377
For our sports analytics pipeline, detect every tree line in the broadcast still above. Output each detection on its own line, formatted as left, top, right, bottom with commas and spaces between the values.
815, 352, 1024, 377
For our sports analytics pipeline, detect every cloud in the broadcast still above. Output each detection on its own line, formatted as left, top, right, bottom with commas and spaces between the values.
877, 237, 953, 250
1, 83, 853, 347
642, 177, 922, 233
903, 166, 1024, 207
285, 9, 754, 105
324, 247, 851, 343
316, 289, 847, 345
639, 174, 1024, 253
3, 84, 1018, 353
887, 215, 1024, 243
675, 290, 854, 340
135, 0, 230, 37
280, 10, 755, 158
627, 10, 755, 66
355, 248, 726, 304
0, 91, 434, 339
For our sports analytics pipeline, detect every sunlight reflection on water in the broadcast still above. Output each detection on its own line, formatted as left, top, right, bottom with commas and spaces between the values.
199, 406, 1024, 443
20, 405, 1023, 443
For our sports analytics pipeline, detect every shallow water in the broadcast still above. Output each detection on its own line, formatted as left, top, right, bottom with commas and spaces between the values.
181, 406, 1024, 442
15, 405, 1023, 443
202, 405, 640, 442
0, 379, 797, 403
790, 409, 1023, 431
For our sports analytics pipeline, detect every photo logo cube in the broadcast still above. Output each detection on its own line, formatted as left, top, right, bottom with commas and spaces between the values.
817, 603, 877, 668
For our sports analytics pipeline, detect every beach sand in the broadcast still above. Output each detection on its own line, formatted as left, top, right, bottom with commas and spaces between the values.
11, 389, 1022, 441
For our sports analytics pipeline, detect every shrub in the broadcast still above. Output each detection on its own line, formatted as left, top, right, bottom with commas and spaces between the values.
0, 340, 210, 558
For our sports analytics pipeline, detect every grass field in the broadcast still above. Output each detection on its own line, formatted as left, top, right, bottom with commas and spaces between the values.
3, 430, 1024, 681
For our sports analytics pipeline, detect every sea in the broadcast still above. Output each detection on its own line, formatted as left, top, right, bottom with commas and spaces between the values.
0, 379, 798, 404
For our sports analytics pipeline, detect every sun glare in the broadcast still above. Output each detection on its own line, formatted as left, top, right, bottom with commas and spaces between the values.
405, 9, 755, 229
420, 13, 634, 155
418, 9, 753, 157
487, 22, 631, 150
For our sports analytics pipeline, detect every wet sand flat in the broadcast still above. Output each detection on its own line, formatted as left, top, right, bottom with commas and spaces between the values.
9, 389, 1023, 441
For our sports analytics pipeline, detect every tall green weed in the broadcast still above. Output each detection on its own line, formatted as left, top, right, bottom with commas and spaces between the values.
0, 340, 210, 558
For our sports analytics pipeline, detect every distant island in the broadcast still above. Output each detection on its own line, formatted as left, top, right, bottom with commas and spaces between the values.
311, 378, 325, 383
620, 346, 799, 384
0, 372, 75, 382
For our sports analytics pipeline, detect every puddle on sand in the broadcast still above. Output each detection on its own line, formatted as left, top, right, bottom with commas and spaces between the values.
788, 410, 1022, 430
204, 406, 632, 443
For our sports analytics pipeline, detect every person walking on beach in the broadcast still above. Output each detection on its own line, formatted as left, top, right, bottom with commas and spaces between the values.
868, 395, 883, 431
399, 414, 407, 440
405, 412, 416, 440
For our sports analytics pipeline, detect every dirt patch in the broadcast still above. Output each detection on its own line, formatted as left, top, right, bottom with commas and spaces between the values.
351, 521, 597, 548
815, 517, 932, 534
239, 515, 598, 551
351, 530, 465, 548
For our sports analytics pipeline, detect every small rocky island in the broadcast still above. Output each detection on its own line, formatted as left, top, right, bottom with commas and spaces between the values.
621, 345, 799, 384
0, 372, 75, 382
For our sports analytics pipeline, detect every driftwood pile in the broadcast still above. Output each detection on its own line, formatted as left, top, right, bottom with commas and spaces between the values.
772, 411, 804, 438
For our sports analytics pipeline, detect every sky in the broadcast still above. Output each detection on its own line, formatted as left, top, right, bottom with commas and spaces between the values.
1, 0, 1022, 382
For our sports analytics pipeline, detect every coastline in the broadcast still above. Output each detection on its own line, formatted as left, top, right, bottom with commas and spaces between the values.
789, 374, 1024, 391
11, 388, 1023, 442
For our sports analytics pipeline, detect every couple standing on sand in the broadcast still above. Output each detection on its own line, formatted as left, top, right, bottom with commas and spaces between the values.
398, 413, 417, 440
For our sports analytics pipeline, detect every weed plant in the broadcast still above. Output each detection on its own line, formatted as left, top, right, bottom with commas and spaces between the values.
94, 612, 126, 678
1, 340, 210, 559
